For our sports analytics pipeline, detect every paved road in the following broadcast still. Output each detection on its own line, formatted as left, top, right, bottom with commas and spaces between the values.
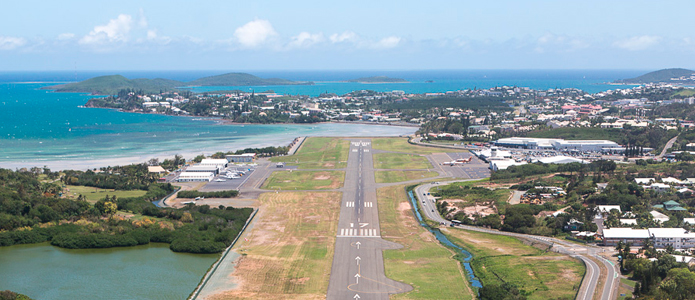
658, 135, 679, 160
414, 181, 618, 300
326, 139, 412, 300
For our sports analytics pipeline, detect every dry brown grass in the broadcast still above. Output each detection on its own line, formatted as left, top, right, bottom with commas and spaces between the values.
208, 191, 341, 300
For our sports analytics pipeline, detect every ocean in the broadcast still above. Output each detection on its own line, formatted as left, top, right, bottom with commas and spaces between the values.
0, 70, 645, 170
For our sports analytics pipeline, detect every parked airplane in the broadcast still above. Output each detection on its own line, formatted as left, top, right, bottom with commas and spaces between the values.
443, 157, 472, 166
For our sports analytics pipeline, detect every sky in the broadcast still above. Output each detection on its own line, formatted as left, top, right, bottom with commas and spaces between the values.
0, 0, 694, 70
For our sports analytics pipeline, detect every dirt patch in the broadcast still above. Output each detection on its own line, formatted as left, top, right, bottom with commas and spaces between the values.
314, 175, 330, 180
441, 200, 497, 220
290, 277, 310, 285
403, 261, 415, 265
323, 162, 335, 167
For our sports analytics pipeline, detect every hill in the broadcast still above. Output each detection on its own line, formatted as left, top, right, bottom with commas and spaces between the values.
187, 72, 313, 86
615, 68, 695, 84
44, 75, 183, 95
346, 76, 408, 83
44, 72, 312, 95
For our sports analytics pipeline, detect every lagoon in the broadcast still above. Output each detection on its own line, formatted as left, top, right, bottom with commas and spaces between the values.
0, 243, 218, 300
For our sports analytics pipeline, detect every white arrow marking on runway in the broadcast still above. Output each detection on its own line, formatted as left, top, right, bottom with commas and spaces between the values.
354, 273, 360, 284
355, 256, 361, 265
355, 241, 361, 249
359, 223, 369, 228
354, 294, 360, 299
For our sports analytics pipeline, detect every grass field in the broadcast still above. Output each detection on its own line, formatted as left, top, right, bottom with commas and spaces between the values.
210, 192, 341, 300
674, 89, 695, 97
262, 171, 345, 190
373, 153, 432, 170
618, 278, 636, 300
63, 185, 147, 203
377, 185, 474, 300
371, 137, 468, 155
443, 229, 584, 300
374, 171, 439, 183
270, 137, 349, 169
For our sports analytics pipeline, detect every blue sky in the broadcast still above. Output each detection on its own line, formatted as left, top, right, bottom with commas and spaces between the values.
0, 0, 693, 70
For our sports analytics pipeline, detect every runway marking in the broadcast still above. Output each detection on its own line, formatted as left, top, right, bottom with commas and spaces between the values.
352, 149, 358, 152
338, 228, 378, 237
346, 201, 355, 207
355, 256, 361, 265
359, 223, 369, 228
363, 149, 369, 152
364, 202, 373, 207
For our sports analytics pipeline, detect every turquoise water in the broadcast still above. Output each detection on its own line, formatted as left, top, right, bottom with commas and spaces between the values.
0, 70, 644, 169
185, 69, 642, 95
0, 243, 218, 300
0, 83, 415, 169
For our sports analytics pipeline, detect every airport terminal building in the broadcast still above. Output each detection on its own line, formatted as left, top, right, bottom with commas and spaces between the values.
493, 137, 620, 152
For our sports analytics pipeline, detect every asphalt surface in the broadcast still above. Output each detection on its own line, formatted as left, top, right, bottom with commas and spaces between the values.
326, 139, 412, 300
659, 135, 679, 159
414, 181, 618, 300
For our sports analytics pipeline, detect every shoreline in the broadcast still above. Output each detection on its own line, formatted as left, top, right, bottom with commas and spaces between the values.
0, 125, 417, 171
84, 104, 421, 128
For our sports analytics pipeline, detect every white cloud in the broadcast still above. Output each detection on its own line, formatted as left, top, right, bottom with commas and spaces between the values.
373, 36, 401, 49
79, 14, 134, 45
234, 19, 276, 48
57, 33, 75, 40
329, 31, 358, 43
613, 35, 661, 51
0, 36, 26, 50
287, 32, 324, 48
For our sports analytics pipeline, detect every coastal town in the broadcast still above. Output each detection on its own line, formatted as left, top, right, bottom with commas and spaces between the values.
4, 68, 695, 300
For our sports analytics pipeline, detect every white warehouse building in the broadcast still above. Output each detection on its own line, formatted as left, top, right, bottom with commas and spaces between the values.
177, 172, 214, 182
493, 137, 620, 152
199, 159, 228, 168
551, 140, 620, 152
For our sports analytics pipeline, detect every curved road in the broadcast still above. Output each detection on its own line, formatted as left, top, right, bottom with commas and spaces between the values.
414, 181, 617, 300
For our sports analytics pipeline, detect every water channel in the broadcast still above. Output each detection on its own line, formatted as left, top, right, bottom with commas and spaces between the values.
407, 190, 482, 288
0, 242, 217, 300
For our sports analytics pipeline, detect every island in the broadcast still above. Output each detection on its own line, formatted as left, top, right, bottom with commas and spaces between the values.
345, 76, 408, 83
43, 72, 314, 95
614, 68, 695, 84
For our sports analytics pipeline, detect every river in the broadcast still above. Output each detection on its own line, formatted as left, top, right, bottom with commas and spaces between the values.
0, 243, 218, 300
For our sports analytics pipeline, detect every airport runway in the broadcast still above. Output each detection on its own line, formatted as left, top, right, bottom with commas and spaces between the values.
326, 139, 412, 300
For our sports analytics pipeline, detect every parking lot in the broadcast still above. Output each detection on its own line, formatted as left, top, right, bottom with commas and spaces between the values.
198, 164, 257, 192
430, 152, 491, 179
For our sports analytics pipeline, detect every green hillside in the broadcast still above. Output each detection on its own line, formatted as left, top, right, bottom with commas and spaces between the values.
346, 76, 408, 83
615, 68, 695, 84
44, 72, 312, 95
188, 72, 312, 86
45, 75, 183, 95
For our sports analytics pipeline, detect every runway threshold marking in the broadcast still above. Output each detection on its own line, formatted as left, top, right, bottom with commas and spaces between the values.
338, 228, 378, 237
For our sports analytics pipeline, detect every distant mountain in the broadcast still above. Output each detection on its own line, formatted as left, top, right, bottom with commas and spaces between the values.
188, 72, 313, 87
44, 75, 183, 95
615, 68, 695, 84
44, 72, 312, 95
345, 76, 408, 83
